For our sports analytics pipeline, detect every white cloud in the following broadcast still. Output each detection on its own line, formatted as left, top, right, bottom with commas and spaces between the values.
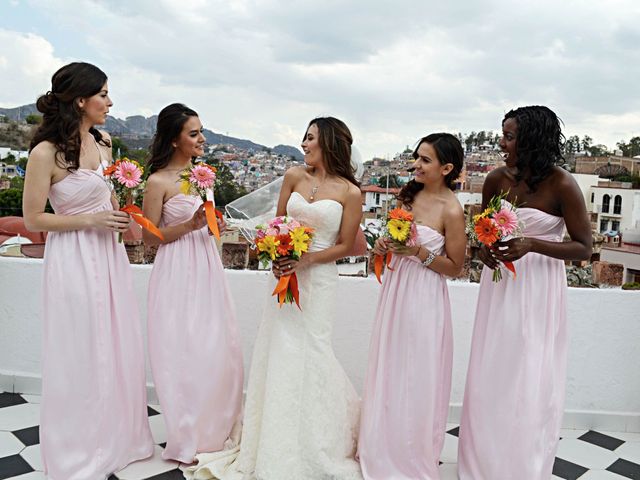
0, 29, 66, 105
1, 0, 639, 158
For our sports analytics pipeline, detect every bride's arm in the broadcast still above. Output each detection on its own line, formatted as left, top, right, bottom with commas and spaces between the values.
275, 167, 302, 216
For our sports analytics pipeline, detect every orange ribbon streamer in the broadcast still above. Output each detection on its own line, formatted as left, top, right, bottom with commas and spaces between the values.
121, 204, 164, 241
272, 272, 301, 309
374, 252, 394, 284
204, 200, 220, 239
503, 260, 516, 279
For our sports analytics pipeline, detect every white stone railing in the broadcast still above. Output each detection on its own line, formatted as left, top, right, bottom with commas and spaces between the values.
0, 256, 638, 432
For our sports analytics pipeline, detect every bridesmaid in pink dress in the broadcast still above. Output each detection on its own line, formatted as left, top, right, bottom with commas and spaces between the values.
359, 133, 467, 480
22, 62, 153, 480
143, 103, 243, 463
458, 106, 593, 479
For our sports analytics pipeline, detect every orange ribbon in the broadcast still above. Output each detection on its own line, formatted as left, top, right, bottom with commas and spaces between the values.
374, 252, 394, 284
121, 204, 164, 241
204, 200, 221, 239
272, 272, 301, 309
503, 260, 516, 279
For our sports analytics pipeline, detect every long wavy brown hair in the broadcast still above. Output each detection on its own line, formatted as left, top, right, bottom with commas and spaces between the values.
147, 103, 199, 174
306, 117, 359, 187
30, 62, 110, 171
397, 133, 464, 208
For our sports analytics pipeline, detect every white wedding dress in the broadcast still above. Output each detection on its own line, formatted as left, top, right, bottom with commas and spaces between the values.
185, 191, 362, 480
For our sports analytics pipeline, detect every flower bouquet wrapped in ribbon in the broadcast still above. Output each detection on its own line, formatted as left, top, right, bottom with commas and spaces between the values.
255, 216, 314, 308
467, 193, 523, 282
179, 162, 222, 238
103, 158, 164, 243
374, 207, 418, 283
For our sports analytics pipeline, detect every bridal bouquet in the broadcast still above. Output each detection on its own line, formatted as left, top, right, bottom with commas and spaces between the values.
467, 193, 522, 282
179, 162, 222, 238
103, 158, 163, 243
374, 207, 418, 283
255, 216, 314, 308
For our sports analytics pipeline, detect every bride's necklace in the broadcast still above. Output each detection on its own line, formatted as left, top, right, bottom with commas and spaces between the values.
309, 172, 327, 201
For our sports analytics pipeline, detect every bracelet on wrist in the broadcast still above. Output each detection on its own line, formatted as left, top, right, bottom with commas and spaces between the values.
422, 249, 437, 267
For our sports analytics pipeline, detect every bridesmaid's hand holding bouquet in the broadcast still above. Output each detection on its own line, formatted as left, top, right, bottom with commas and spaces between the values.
374, 207, 418, 283
103, 158, 163, 243
467, 192, 523, 282
179, 162, 223, 239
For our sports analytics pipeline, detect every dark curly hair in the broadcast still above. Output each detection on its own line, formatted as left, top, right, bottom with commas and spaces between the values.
306, 117, 359, 187
397, 133, 464, 207
30, 62, 110, 171
147, 103, 199, 174
503, 105, 565, 192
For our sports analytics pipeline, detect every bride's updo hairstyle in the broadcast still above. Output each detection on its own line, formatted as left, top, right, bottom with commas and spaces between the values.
307, 117, 359, 187
397, 133, 464, 208
147, 103, 199, 174
30, 62, 110, 171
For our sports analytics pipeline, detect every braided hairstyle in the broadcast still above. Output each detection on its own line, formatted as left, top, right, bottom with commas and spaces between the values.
503, 105, 565, 192
397, 133, 464, 208
30, 62, 110, 171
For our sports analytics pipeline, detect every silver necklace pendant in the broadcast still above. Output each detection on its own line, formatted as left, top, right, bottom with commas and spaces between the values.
310, 185, 319, 201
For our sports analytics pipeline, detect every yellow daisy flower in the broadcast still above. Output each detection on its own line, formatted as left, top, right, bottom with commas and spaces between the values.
257, 236, 280, 260
387, 219, 411, 243
290, 227, 311, 256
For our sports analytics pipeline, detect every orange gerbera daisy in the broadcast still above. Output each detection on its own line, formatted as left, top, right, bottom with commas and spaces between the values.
475, 217, 499, 245
388, 208, 413, 222
103, 162, 118, 176
276, 234, 293, 256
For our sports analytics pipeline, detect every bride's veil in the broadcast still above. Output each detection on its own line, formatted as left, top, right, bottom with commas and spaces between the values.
224, 146, 364, 243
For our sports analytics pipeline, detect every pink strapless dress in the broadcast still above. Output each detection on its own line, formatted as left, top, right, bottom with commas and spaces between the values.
147, 194, 243, 463
458, 206, 567, 480
359, 225, 453, 480
41, 167, 153, 480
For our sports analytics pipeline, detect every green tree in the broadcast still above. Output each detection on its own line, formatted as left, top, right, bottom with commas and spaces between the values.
617, 136, 640, 157
17, 157, 28, 170
377, 174, 402, 188
9, 176, 24, 189
587, 144, 609, 157
2, 153, 16, 165
111, 136, 130, 160
25, 114, 42, 125
0, 188, 23, 216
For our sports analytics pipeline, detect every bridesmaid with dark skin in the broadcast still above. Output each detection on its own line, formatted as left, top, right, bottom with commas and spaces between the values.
458, 105, 592, 480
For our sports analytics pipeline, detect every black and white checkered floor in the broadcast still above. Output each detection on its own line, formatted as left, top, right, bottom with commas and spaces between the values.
1, 392, 639, 480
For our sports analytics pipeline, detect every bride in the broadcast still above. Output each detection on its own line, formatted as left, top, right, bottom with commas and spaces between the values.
186, 117, 364, 480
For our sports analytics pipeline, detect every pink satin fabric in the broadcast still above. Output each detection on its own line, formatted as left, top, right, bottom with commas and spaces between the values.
359, 225, 453, 480
147, 194, 243, 463
458, 206, 568, 479
41, 168, 153, 480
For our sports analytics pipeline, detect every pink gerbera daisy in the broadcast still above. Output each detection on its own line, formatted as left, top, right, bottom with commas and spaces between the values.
189, 164, 216, 189
493, 208, 518, 236
114, 160, 142, 188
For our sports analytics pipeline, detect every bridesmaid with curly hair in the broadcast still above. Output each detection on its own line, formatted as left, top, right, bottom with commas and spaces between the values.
358, 133, 466, 480
22, 62, 153, 480
458, 106, 592, 479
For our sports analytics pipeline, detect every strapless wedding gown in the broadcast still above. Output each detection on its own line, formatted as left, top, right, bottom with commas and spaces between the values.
186, 191, 362, 480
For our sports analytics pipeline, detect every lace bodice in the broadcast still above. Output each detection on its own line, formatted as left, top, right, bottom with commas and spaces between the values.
286, 191, 344, 252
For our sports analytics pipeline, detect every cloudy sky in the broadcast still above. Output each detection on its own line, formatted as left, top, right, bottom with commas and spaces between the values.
1, 0, 639, 158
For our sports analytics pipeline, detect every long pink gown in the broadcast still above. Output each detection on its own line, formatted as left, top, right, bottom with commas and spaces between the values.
458, 206, 567, 480
359, 226, 453, 480
41, 166, 154, 480
147, 194, 243, 463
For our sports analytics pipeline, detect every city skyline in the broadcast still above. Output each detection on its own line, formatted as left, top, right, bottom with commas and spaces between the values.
1, 0, 639, 159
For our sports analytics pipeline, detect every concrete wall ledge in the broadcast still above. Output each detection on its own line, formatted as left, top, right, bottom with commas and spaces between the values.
1, 257, 638, 432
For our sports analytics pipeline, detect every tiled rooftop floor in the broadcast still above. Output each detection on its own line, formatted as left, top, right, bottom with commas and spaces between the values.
1, 391, 639, 479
